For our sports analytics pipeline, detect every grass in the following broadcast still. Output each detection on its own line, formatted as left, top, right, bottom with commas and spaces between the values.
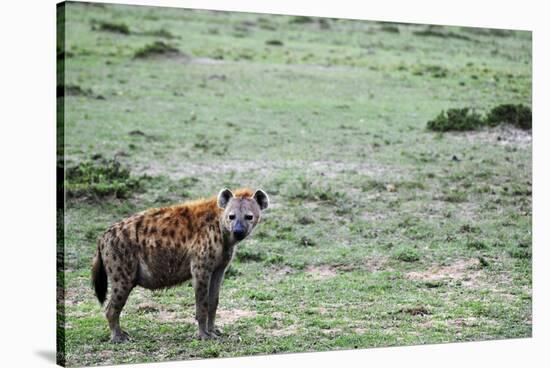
65, 158, 146, 200
133, 41, 181, 58
142, 28, 177, 39
94, 20, 130, 35
59, 2, 531, 367
413, 25, 473, 41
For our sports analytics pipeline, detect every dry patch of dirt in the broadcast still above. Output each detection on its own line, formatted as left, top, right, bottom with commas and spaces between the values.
134, 158, 282, 180
82, 351, 115, 366
316, 307, 329, 315
305, 265, 338, 279
130, 293, 258, 327
331, 255, 390, 273
452, 317, 480, 327
451, 124, 531, 149
135, 156, 407, 185
400, 306, 431, 316
419, 320, 434, 329
362, 210, 387, 221
359, 255, 390, 273
271, 311, 286, 319
156, 310, 192, 324
406, 258, 482, 286
268, 265, 295, 280
301, 257, 389, 280
64, 283, 90, 306
275, 265, 295, 275
308, 160, 407, 180
136, 301, 160, 313
255, 324, 299, 337
216, 309, 257, 325
153, 308, 257, 326
190, 57, 227, 65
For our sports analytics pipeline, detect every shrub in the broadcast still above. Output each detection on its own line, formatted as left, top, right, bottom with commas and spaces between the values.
427, 104, 532, 132
134, 41, 180, 58
97, 21, 130, 34
427, 108, 484, 132
485, 104, 532, 129
265, 39, 284, 46
380, 24, 400, 33
289, 16, 315, 24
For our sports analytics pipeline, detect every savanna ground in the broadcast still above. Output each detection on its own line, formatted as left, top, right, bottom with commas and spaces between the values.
58, 2, 532, 366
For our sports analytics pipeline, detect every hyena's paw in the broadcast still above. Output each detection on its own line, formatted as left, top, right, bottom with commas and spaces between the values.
111, 330, 131, 344
197, 330, 214, 340
209, 327, 223, 337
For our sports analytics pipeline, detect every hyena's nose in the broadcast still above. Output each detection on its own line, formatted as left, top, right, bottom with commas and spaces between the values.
233, 230, 246, 240
233, 222, 246, 240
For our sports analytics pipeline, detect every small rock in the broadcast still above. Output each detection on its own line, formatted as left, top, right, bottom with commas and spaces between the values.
137, 302, 159, 313
386, 184, 397, 192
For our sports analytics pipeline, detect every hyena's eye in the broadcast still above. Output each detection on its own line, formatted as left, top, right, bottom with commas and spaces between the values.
228, 214, 236, 220
245, 214, 253, 221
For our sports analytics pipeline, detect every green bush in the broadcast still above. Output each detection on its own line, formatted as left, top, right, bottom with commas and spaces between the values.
134, 41, 180, 58
289, 16, 315, 24
427, 104, 532, 132
485, 104, 532, 129
97, 21, 130, 34
427, 108, 484, 132
380, 24, 400, 33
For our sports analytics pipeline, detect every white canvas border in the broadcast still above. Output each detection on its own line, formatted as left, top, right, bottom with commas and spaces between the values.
0, 0, 547, 367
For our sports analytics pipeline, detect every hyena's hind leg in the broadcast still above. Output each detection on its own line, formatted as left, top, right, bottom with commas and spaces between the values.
105, 279, 134, 343
101, 238, 138, 343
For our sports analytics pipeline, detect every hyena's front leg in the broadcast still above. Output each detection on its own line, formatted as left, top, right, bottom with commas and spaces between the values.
192, 264, 212, 340
207, 267, 226, 337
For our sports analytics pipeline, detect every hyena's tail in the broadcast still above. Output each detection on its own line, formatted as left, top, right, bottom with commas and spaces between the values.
91, 241, 108, 305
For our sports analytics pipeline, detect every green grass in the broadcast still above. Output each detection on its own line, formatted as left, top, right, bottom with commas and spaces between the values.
59, 3, 532, 367
133, 41, 181, 58
65, 158, 147, 199
94, 20, 130, 35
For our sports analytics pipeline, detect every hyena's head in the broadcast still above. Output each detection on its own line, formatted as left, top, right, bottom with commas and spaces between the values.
217, 188, 269, 242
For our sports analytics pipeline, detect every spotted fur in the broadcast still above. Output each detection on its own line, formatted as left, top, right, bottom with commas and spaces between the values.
92, 188, 269, 342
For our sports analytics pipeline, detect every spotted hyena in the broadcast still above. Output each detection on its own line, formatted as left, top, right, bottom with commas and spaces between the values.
91, 188, 269, 343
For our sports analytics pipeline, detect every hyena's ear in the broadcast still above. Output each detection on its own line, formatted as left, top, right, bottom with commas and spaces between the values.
254, 189, 269, 210
217, 188, 234, 209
